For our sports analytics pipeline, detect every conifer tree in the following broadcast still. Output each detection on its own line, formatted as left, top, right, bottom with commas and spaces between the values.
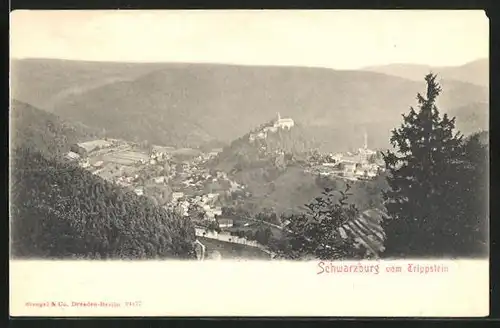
382, 73, 468, 257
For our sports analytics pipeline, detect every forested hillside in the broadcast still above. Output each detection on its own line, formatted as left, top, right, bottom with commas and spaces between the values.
10, 59, 164, 110
448, 101, 489, 135
11, 59, 488, 151
213, 121, 316, 173
10, 99, 103, 158
10, 147, 196, 259
10, 99, 196, 259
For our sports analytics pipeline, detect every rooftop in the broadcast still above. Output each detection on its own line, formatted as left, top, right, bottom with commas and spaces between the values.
77, 139, 112, 152
152, 145, 175, 152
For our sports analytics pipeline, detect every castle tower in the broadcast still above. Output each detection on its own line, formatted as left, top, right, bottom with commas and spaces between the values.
276, 112, 281, 121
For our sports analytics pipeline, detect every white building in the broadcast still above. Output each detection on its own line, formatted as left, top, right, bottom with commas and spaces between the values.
355, 169, 366, 177
172, 201, 190, 217
342, 162, 357, 176
218, 218, 234, 228
205, 211, 216, 221
216, 171, 227, 179
256, 131, 267, 139
331, 153, 343, 162
207, 193, 218, 200
154, 176, 167, 184
65, 151, 80, 161
213, 206, 222, 216
72, 139, 112, 155
274, 112, 294, 130
93, 160, 104, 168
172, 192, 185, 202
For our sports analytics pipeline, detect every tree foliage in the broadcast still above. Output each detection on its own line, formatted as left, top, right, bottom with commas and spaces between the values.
273, 185, 365, 260
11, 100, 102, 159
254, 226, 273, 245
11, 147, 196, 260
382, 74, 488, 258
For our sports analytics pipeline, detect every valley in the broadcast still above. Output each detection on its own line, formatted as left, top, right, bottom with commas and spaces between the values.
57, 112, 391, 259
9, 58, 489, 261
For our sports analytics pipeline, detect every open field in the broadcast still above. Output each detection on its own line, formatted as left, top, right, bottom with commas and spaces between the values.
92, 163, 126, 180
171, 148, 201, 156
198, 237, 272, 260
102, 150, 149, 166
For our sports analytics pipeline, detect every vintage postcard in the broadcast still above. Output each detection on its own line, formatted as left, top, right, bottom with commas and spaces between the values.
9, 9, 489, 317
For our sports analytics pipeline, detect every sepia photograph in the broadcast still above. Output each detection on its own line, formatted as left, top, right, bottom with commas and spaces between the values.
9, 9, 489, 317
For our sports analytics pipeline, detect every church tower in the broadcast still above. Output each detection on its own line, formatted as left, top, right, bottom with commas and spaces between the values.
276, 112, 281, 121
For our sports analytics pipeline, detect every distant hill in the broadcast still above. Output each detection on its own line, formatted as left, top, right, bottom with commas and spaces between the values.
11, 147, 196, 259
10, 58, 166, 110
10, 99, 103, 158
448, 101, 489, 136
363, 58, 488, 87
11, 59, 489, 151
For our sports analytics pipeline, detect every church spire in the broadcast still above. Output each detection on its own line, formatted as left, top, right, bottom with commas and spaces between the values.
364, 131, 368, 149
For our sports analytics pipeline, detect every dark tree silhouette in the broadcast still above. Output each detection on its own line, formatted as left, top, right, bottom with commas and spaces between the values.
254, 226, 273, 245
382, 74, 488, 258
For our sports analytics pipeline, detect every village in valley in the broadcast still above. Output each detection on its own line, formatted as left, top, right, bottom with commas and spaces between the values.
66, 138, 235, 222
304, 132, 385, 181
61, 114, 387, 260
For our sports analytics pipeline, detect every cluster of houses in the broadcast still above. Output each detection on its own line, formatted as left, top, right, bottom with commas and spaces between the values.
138, 150, 245, 224
116, 174, 140, 188
308, 133, 385, 180
150, 145, 174, 164
69, 139, 241, 228
330, 161, 382, 179
166, 191, 224, 222
156, 167, 246, 227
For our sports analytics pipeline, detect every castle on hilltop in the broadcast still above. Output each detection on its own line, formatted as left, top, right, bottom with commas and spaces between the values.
273, 112, 294, 130
248, 112, 295, 142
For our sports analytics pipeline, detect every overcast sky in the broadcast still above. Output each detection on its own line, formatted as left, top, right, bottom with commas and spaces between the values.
10, 10, 488, 69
